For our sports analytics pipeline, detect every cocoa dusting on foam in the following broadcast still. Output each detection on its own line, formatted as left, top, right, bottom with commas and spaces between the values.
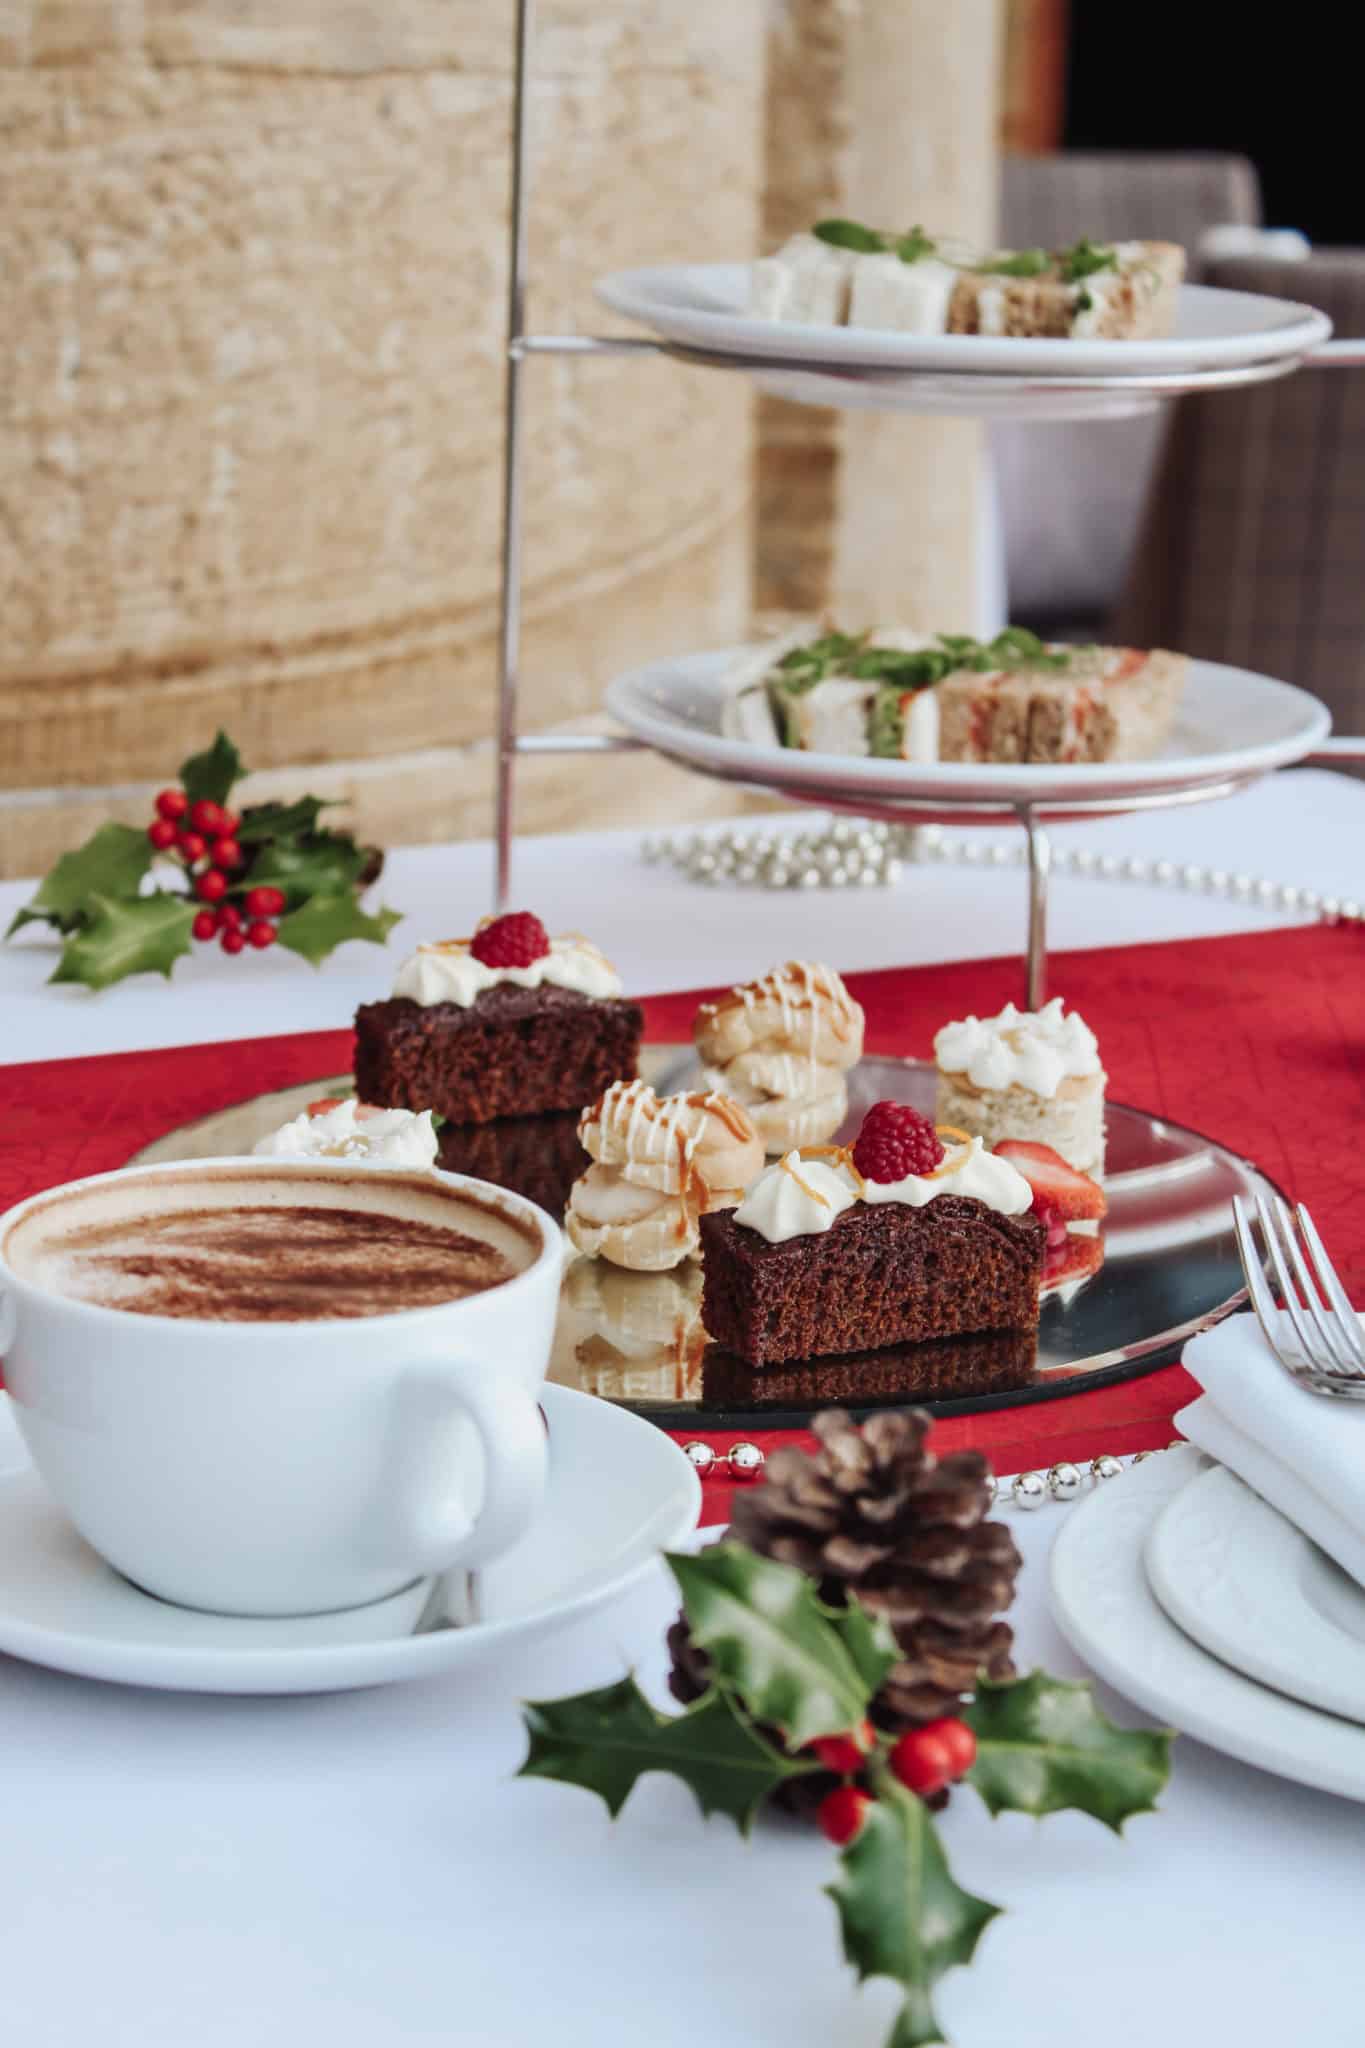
5, 1167, 538, 1323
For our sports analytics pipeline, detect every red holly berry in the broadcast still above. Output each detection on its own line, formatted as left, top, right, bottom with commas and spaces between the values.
852, 1101, 945, 1184
816, 1785, 874, 1847
191, 910, 219, 942
245, 886, 287, 918
218, 903, 243, 932
220, 927, 246, 956
210, 837, 242, 871
154, 788, 189, 822
176, 830, 207, 864
147, 818, 178, 850
809, 1719, 876, 1776
469, 910, 551, 970
195, 868, 228, 903
189, 798, 227, 836
217, 810, 240, 837
246, 919, 277, 949
888, 1718, 976, 1798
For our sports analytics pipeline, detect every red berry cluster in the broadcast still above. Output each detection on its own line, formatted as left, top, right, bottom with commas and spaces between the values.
470, 909, 551, 970
812, 1715, 977, 1847
147, 788, 286, 955
851, 1100, 946, 1184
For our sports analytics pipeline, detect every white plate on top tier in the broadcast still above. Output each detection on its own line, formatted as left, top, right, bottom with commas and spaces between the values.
604, 647, 1331, 813
1051, 1447, 1365, 1802
1145, 1461, 1365, 1726
0, 1385, 699, 1696
595, 266, 1333, 378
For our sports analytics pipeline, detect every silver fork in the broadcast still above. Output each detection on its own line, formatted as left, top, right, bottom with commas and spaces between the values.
1232, 1193, 1365, 1400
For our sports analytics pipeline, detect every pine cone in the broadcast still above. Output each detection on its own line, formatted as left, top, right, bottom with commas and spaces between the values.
668, 1407, 1020, 1744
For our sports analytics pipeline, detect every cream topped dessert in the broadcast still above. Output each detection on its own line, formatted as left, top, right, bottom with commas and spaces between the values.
254, 1097, 439, 1169
733, 1131, 1032, 1245
392, 930, 621, 1008
699, 1101, 1045, 1368
694, 960, 865, 1154
934, 998, 1106, 1175
566, 1078, 764, 1272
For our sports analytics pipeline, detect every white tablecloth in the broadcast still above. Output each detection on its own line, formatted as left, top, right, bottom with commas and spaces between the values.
1, 1507, 1360, 2048
2, 767, 1364, 2044
0, 768, 1361, 1066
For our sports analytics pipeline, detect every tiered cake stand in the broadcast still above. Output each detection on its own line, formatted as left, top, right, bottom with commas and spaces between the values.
492, 0, 1348, 1007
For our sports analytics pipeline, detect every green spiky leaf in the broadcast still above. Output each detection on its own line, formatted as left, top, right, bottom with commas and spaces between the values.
964, 1670, 1172, 1832
518, 1675, 815, 1831
234, 796, 334, 844
243, 831, 369, 908
178, 731, 244, 807
828, 1775, 1001, 2048
664, 1542, 897, 1748
49, 890, 196, 991
7, 823, 155, 938
274, 891, 402, 967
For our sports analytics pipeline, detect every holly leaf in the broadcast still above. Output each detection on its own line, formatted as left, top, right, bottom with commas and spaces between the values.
49, 891, 196, 991
964, 1671, 1172, 1833
827, 1775, 1001, 2048
244, 832, 369, 906
274, 892, 402, 966
664, 1543, 897, 1749
235, 796, 334, 845
7, 823, 154, 938
179, 731, 244, 807
518, 1675, 815, 1832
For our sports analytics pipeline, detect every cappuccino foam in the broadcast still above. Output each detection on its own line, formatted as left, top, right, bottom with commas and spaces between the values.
4, 1165, 539, 1322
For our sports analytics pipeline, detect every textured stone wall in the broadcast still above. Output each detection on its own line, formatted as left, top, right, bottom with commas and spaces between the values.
758, 0, 1002, 632
0, 0, 764, 869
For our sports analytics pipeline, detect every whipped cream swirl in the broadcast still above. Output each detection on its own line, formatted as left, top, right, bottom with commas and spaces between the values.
254, 1099, 439, 1168
733, 1136, 1032, 1243
393, 934, 621, 1008
933, 998, 1101, 1100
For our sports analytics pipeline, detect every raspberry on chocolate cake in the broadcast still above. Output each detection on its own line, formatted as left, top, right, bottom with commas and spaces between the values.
699, 1102, 1044, 1368
353, 913, 643, 1125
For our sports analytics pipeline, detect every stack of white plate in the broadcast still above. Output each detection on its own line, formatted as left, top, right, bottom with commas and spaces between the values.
1051, 1445, 1365, 1801
595, 268, 1334, 422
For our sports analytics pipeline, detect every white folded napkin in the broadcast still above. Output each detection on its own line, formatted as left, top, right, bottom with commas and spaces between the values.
1178, 1311, 1365, 1587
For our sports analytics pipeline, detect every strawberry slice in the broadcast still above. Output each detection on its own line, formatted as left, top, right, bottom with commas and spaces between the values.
306, 1096, 346, 1117
994, 1139, 1107, 1222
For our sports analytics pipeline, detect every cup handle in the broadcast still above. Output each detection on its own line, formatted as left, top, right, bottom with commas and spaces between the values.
393, 1359, 548, 1575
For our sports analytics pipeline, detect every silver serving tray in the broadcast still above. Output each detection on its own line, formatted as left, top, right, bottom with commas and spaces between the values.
131, 1048, 1276, 1429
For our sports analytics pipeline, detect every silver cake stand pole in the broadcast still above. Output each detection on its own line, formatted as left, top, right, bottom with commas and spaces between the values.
1020, 803, 1051, 1009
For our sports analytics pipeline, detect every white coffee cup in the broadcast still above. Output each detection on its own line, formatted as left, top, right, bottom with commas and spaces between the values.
0, 1159, 562, 1617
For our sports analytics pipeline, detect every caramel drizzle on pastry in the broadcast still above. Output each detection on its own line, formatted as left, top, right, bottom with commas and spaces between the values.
697, 960, 860, 1045
778, 1151, 832, 1208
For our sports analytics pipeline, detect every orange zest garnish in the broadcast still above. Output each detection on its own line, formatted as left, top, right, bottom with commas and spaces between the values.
925, 1124, 975, 1179
778, 1152, 831, 1208
804, 1142, 866, 1196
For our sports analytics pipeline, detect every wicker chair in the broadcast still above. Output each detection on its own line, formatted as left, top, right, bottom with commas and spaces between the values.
1115, 252, 1365, 744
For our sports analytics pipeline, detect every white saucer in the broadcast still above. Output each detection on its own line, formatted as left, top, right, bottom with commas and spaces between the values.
0, 1385, 699, 1695
1145, 1462, 1365, 1726
595, 266, 1333, 378
1050, 1447, 1365, 1802
604, 647, 1330, 813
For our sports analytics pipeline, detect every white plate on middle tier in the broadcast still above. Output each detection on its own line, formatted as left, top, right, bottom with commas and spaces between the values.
604, 648, 1331, 812
1051, 1447, 1365, 1801
596, 267, 1333, 378
1144, 1461, 1365, 1725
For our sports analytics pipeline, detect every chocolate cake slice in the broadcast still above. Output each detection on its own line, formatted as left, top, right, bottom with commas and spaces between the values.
436, 1108, 589, 1214
355, 984, 643, 1126
699, 1195, 1044, 1368
699, 1325, 1039, 1411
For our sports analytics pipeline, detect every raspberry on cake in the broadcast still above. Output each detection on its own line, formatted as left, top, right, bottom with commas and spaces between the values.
694, 961, 865, 1154
353, 915, 643, 1126
566, 1080, 764, 1272
699, 1103, 1044, 1367
934, 998, 1106, 1176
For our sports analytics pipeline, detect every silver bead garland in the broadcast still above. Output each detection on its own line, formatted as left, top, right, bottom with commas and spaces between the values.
987, 1445, 1174, 1509
641, 822, 1365, 924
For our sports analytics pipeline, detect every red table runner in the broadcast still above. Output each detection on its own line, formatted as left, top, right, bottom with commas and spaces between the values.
2, 925, 1361, 1520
